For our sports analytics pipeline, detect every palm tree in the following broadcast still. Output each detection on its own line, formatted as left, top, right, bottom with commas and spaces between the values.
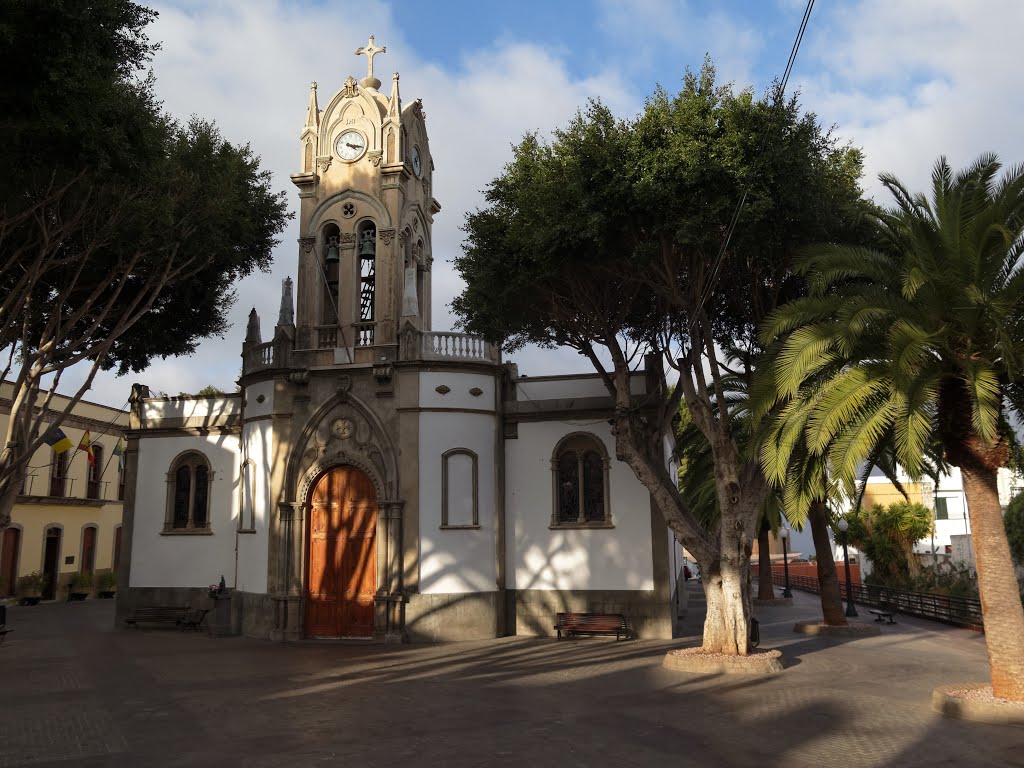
763, 154, 1024, 700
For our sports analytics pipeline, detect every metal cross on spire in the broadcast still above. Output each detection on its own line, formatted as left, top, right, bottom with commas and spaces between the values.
355, 35, 386, 89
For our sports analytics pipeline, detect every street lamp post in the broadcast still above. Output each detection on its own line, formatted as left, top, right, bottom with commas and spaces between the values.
780, 527, 792, 598
836, 517, 858, 618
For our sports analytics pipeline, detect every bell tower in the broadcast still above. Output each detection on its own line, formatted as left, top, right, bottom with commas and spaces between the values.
290, 37, 439, 362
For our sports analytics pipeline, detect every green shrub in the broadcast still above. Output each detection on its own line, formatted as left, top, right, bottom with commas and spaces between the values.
908, 561, 979, 598
1004, 491, 1024, 565
94, 570, 117, 591
17, 570, 46, 594
68, 571, 94, 591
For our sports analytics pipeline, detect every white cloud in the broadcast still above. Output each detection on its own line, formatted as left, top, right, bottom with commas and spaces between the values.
796, 0, 1024, 201
595, 0, 765, 88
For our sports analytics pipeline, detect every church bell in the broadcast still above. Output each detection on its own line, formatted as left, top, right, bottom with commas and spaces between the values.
359, 229, 376, 259
324, 236, 340, 263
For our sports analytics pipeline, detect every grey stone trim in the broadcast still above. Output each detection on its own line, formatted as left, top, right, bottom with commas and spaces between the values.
404, 592, 500, 641
396, 407, 496, 416
15, 496, 115, 508
511, 588, 672, 640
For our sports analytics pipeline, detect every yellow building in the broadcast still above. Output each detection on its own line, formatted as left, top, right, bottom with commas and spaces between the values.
1, 382, 128, 600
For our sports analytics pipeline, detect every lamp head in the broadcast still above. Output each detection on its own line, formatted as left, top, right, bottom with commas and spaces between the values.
780, 527, 789, 540
837, 518, 849, 533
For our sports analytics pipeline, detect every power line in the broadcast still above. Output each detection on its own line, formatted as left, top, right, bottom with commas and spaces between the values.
690, 0, 817, 335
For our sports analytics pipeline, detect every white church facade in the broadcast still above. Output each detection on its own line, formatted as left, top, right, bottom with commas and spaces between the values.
117, 42, 678, 642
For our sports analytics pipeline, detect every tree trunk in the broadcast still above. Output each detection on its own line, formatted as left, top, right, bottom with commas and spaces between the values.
808, 501, 847, 626
757, 517, 775, 600
961, 465, 1024, 701
701, 526, 752, 655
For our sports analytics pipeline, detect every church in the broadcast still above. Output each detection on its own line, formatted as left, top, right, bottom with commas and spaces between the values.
117, 40, 680, 642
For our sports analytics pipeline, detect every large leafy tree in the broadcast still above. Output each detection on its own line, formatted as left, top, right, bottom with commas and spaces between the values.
763, 154, 1024, 699
454, 61, 867, 654
0, 1, 290, 529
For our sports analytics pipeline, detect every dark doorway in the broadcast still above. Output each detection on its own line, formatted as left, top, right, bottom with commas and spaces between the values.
42, 527, 61, 600
1, 528, 19, 596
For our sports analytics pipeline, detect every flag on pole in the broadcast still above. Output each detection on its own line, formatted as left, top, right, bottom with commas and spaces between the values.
113, 438, 124, 470
79, 430, 95, 466
43, 426, 73, 454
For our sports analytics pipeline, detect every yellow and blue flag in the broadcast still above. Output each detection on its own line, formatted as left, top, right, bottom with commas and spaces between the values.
44, 426, 73, 454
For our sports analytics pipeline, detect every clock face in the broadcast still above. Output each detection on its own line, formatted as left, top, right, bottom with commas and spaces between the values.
336, 129, 367, 162
411, 145, 422, 177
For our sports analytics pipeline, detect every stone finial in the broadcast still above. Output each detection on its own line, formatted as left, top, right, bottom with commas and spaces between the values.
388, 71, 401, 118
355, 35, 386, 90
278, 277, 295, 327
245, 307, 262, 344
304, 81, 320, 130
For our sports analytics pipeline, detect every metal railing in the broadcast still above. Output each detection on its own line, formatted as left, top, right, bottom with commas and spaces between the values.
765, 572, 983, 629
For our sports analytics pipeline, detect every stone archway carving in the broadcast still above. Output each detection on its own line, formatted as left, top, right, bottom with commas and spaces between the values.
273, 390, 404, 642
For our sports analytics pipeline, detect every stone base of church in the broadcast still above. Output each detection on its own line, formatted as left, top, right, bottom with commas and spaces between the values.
235, 591, 277, 639
117, 587, 671, 641
512, 589, 672, 640
404, 592, 502, 641
117, 587, 276, 638
117, 586, 227, 629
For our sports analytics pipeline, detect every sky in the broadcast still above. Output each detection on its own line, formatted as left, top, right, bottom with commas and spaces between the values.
65, 0, 1024, 407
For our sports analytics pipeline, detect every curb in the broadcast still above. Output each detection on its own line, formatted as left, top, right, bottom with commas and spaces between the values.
933, 683, 1024, 726
663, 648, 784, 675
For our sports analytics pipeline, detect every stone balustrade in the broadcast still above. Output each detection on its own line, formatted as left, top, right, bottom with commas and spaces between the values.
421, 331, 500, 362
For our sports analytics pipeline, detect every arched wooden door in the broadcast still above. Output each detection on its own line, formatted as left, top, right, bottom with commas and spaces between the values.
305, 466, 377, 638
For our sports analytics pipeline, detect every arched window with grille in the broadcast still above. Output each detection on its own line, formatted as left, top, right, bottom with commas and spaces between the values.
356, 220, 377, 346
163, 451, 213, 533
550, 433, 612, 528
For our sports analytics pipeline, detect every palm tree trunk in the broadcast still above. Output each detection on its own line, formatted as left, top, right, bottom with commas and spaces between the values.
961, 465, 1024, 700
757, 517, 775, 600
808, 501, 847, 625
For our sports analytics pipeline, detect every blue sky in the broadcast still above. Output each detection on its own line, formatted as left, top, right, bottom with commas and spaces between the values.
66, 0, 1024, 406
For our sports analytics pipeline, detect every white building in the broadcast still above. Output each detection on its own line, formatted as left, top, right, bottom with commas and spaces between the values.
118, 44, 676, 642
856, 464, 1023, 570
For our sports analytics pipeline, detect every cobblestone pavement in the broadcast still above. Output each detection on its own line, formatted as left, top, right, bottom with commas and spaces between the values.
1, 588, 1022, 768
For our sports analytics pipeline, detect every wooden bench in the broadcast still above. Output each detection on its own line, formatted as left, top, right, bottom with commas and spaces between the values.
868, 608, 896, 624
554, 612, 631, 640
124, 606, 191, 629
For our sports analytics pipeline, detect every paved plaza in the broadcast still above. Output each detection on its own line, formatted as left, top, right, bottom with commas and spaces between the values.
1, 586, 1021, 767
